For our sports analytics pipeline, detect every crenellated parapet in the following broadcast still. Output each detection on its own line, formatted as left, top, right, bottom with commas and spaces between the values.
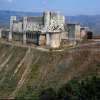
10, 11, 65, 34
43, 11, 65, 32
9, 16, 16, 41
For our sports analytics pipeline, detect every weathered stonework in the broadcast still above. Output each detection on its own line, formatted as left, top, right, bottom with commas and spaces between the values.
75, 24, 81, 41
38, 34, 46, 46
0, 11, 91, 48
67, 23, 81, 41
23, 33, 26, 44
9, 16, 16, 41
50, 32, 61, 48
46, 32, 61, 48
0, 28, 2, 38
9, 11, 65, 48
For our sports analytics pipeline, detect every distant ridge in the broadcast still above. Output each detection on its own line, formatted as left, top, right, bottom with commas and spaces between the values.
66, 15, 100, 36
0, 10, 42, 27
0, 10, 100, 35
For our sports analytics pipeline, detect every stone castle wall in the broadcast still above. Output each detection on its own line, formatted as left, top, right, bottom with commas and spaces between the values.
75, 24, 81, 41
0, 11, 88, 48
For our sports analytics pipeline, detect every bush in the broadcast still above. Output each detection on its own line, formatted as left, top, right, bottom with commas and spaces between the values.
39, 88, 57, 100
39, 75, 100, 100
15, 86, 39, 100
15, 75, 100, 100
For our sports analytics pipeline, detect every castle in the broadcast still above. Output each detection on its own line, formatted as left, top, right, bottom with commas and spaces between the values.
0, 11, 89, 48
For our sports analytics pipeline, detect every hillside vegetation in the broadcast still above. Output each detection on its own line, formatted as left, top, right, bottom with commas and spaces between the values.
0, 43, 99, 99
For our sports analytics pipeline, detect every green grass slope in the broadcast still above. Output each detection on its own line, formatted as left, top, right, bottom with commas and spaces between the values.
0, 43, 99, 99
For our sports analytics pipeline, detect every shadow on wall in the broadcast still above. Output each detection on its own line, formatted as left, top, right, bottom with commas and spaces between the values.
87, 31, 93, 39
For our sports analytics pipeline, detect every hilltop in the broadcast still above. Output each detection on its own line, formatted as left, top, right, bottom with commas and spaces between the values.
0, 42, 99, 99
0, 10, 100, 35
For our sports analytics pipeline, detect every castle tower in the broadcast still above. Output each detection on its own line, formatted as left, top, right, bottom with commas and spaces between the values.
23, 17, 27, 44
43, 11, 50, 30
57, 11, 65, 25
75, 24, 81, 41
0, 28, 2, 38
9, 16, 16, 41
57, 11, 60, 24
50, 32, 61, 48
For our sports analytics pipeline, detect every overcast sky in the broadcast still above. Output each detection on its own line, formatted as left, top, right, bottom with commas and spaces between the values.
0, 0, 100, 15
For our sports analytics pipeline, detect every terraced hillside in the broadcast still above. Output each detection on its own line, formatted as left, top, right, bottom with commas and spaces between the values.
0, 43, 99, 99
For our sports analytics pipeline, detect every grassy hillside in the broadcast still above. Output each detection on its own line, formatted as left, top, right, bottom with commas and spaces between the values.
0, 43, 99, 99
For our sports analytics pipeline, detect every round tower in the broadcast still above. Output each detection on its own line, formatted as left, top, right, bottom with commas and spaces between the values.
23, 17, 27, 32
9, 16, 16, 41
43, 11, 50, 29
23, 17, 27, 44
10, 16, 16, 31
0, 28, 2, 38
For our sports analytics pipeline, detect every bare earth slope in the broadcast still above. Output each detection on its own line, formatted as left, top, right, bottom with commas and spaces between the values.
0, 42, 99, 99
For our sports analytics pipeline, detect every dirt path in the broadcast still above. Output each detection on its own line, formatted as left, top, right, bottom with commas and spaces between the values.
9, 48, 32, 98
0, 54, 12, 71
9, 49, 41, 99
13, 48, 31, 77
0, 47, 14, 71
